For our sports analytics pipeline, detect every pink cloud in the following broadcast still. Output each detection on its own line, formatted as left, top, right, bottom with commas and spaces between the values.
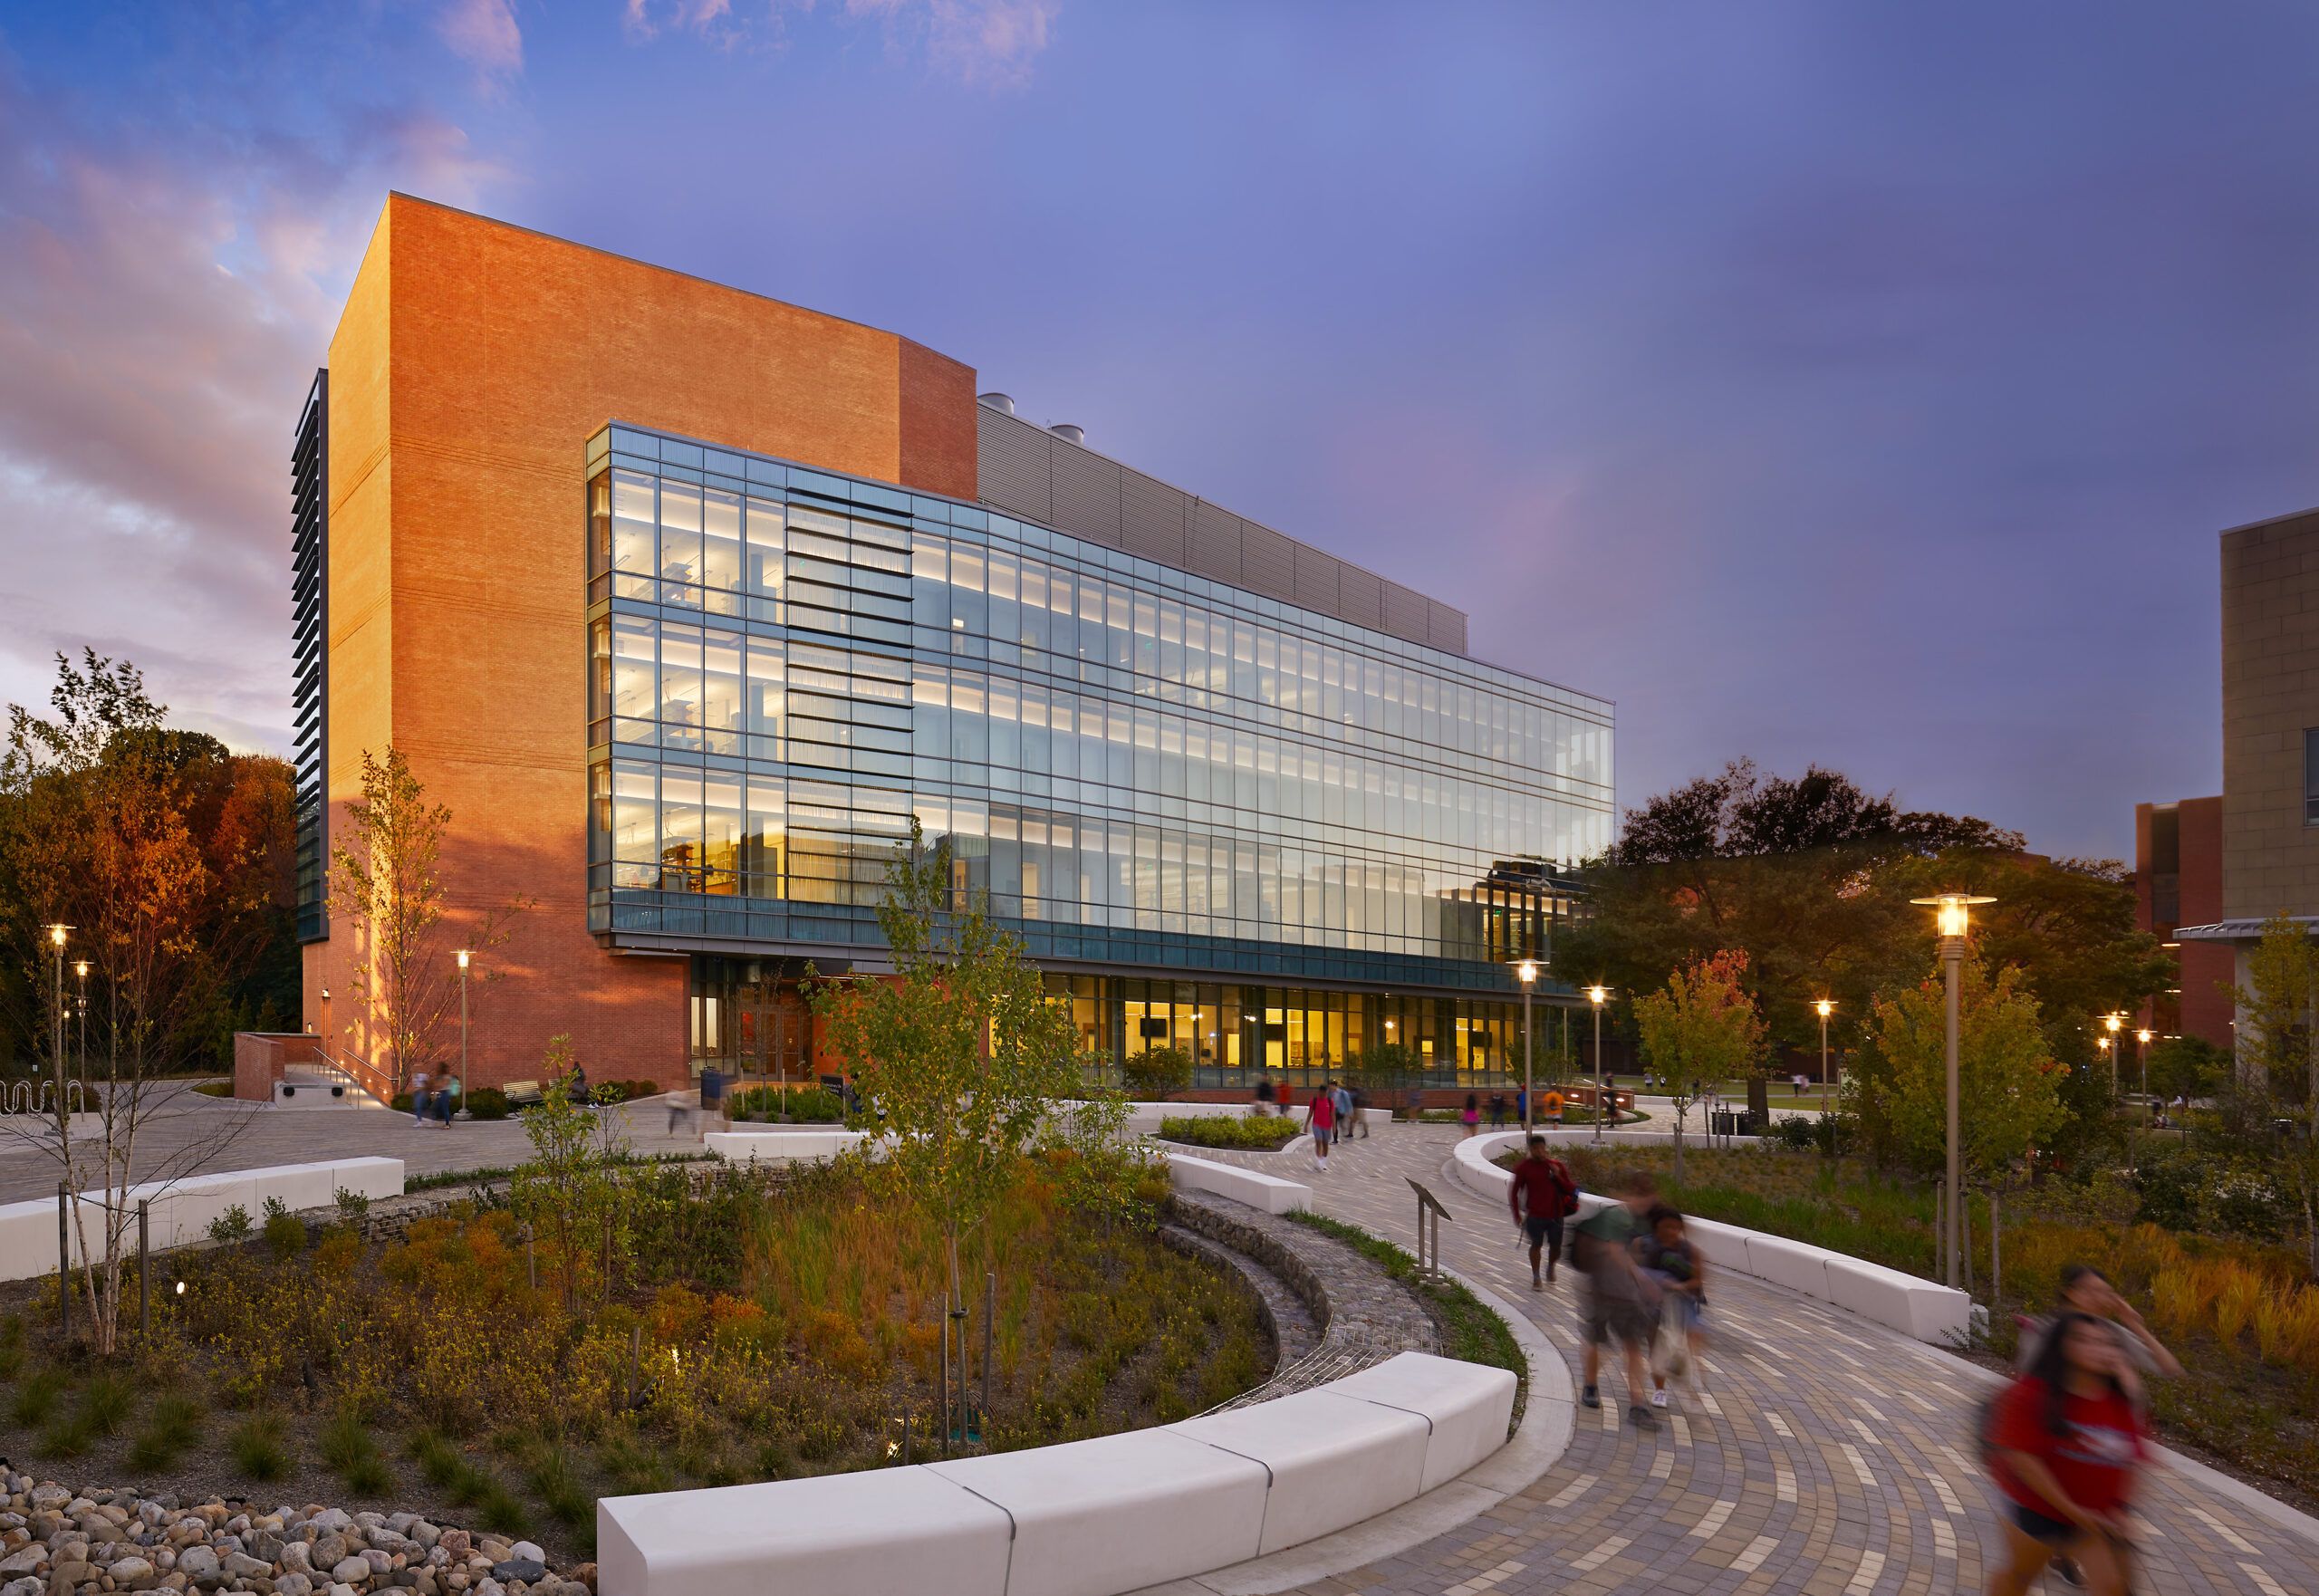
624, 0, 1058, 82
437, 0, 525, 84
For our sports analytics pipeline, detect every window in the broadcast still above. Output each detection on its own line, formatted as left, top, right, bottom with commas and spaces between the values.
2306, 729, 2319, 824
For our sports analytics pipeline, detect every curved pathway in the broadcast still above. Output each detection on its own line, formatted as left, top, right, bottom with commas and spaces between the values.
1204, 1122, 2319, 1596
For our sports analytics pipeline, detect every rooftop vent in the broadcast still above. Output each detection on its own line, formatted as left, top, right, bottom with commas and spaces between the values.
1049, 423, 1084, 446
977, 392, 1015, 416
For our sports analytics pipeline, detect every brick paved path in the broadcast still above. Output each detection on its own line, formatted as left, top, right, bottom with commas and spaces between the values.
1210, 1123, 2319, 1596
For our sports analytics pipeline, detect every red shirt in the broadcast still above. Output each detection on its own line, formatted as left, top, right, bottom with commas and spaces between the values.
1508, 1157, 1573, 1220
1990, 1376, 2146, 1517
1307, 1093, 1335, 1130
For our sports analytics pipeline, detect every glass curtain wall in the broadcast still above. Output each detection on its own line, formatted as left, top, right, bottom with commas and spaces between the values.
589, 423, 1612, 1024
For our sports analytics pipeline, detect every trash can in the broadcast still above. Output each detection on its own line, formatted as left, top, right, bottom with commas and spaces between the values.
1711, 1110, 1738, 1137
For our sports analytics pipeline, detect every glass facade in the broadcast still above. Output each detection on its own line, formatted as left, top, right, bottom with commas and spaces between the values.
582, 423, 1612, 1074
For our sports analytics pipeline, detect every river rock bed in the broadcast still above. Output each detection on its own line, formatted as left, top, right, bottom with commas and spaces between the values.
0, 1475, 592, 1595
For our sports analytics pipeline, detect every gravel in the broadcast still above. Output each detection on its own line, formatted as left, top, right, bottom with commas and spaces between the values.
0, 1474, 592, 1593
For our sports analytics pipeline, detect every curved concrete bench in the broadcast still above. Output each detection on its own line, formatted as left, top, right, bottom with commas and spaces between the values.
703, 1129, 866, 1165
0, 1156, 404, 1279
1163, 1152, 1311, 1215
1448, 1134, 1967, 1344
597, 1350, 1516, 1596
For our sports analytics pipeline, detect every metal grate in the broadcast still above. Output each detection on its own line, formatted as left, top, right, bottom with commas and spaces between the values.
291, 369, 329, 944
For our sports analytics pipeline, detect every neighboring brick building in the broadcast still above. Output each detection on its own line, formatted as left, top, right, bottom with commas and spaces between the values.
2132, 796, 2232, 1049
263, 196, 1612, 1095
2175, 506, 2319, 1025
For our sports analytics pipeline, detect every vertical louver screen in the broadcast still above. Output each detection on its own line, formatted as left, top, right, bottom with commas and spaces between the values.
292, 369, 328, 944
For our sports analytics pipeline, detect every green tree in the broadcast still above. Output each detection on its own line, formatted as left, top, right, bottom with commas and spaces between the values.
1851, 955, 2065, 1182
2145, 1034, 2228, 1106
1631, 949, 1765, 1183
511, 1035, 630, 1312
2230, 914, 2319, 1274
811, 819, 1086, 1305
1344, 1042, 1419, 1118
1121, 1044, 1193, 1102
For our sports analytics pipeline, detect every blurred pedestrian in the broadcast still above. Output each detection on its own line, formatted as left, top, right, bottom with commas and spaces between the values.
1575, 1171, 1661, 1428
1302, 1083, 1336, 1172
409, 1071, 429, 1127
1985, 1312, 2148, 1596
1640, 1207, 1707, 1405
1460, 1092, 1480, 1137
1507, 1134, 1578, 1290
1487, 1092, 1507, 1130
1253, 1076, 1277, 1118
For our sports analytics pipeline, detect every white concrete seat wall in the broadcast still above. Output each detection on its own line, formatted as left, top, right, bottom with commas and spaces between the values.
597, 1351, 1515, 1596
702, 1129, 866, 1165
1121, 1099, 1246, 1136
1446, 1133, 1968, 1344
0, 1157, 404, 1282
1163, 1153, 1311, 1215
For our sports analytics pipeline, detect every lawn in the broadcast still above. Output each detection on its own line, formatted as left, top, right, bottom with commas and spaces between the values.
0, 1159, 1273, 1561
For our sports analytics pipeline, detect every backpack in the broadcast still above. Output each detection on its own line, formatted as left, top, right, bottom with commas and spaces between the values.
1545, 1159, 1580, 1217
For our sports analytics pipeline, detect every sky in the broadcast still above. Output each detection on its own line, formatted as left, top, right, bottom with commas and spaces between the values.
0, 1, 2314, 861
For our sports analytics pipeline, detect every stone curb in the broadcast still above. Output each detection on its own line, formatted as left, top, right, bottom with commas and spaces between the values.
1124, 1219, 1573, 1596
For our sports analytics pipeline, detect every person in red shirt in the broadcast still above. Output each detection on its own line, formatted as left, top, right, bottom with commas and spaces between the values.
1986, 1312, 2148, 1596
1506, 1134, 1578, 1290
1300, 1082, 1336, 1173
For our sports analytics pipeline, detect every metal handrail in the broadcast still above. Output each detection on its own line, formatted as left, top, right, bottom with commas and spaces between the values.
306, 1043, 396, 1107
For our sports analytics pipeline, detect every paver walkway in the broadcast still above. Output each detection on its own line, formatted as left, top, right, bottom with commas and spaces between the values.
1209, 1122, 2319, 1596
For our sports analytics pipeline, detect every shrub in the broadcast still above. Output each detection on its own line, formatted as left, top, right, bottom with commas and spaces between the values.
207, 1204, 253, 1244
466, 1087, 512, 1120
1157, 1115, 1300, 1150
263, 1205, 307, 1262
229, 1413, 291, 1480
730, 1086, 843, 1123
80, 1371, 132, 1436
191, 1081, 232, 1098
7, 1369, 60, 1427
333, 1186, 372, 1224
37, 1412, 93, 1459
321, 1406, 395, 1495
1121, 1046, 1195, 1102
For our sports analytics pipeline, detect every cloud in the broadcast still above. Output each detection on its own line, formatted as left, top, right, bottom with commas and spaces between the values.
623, 0, 1057, 84
437, 0, 525, 84
0, 62, 513, 753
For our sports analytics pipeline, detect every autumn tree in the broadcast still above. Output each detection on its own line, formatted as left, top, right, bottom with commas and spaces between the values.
811, 818, 1088, 1306
0, 651, 274, 1354
328, 746, 526, 1096
1849, 954, 2065, 1184
1632, 949, 1766, 1182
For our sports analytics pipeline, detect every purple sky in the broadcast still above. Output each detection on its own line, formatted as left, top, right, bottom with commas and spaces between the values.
2, 2, 2314, 860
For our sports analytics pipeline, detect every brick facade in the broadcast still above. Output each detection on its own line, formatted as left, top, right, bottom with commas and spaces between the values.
298, 195, 979, 1093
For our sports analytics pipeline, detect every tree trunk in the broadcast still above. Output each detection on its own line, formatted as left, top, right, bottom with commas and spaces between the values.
1671, 1102, 1685, 1186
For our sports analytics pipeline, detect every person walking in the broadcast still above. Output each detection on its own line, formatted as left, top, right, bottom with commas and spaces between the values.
1984, 1312, 2149, 1596
1507, 1134, 1579, 1290
1640, 1207, 1708, 1406
1459, 1092, 1480, 1138
2016, 1265, 2183, 1390
1253, 1076, 1277, 1118
1349, 1083, 1371, 1139
1543, 1088, 1564, 1127
1302, 1083, 1336, 1173
409, 1072, 430, 1127
1487, 1091, 1506, 1130
1574, 1170, 1662, 1428
1332, 1079, 1357, 1147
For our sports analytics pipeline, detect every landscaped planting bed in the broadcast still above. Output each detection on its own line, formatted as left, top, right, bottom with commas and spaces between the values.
0, 1159, 1272, 1574
1157, 1114, 1302, 1150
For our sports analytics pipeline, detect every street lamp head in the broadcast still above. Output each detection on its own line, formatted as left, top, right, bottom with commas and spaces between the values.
1814, 998, 1833, 1019
45, 924, 66, 949
1586, 985, 1608, 1006
2104, 1013, 2123, 1034
1910, 892, 1995, 939
2098, 1036, 2111, 1052
456, 949, 471, 971
1517, 959, 1537, 985
320, 986, 330, 1002
72, 961, 87, 980
2137, 1028, 2153, 1044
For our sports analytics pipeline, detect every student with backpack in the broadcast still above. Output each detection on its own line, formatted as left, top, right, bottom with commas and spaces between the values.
1984, 1312, 2149, 1596
1639, 1207, 1707, 1407
1506, 1134, 1579, 1290
1301, 1082, 1336, 1172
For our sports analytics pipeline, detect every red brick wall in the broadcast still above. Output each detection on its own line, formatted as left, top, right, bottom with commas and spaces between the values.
310, 196, 979, 1091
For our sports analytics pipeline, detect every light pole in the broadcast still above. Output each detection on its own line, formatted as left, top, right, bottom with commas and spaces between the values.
2103, 1012, 2124, 1096
456, 951, 473, 1109
2135, 1027, 2152, 1105
1912, 892, 1992, 1289
72, 961, 88, 1081
1586, 985, 1609, 1143
1814, 998, 1834, 1116
319, 986, 332, 1056
1517, 960, 1537, 1134
45, 926, 68, 1121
